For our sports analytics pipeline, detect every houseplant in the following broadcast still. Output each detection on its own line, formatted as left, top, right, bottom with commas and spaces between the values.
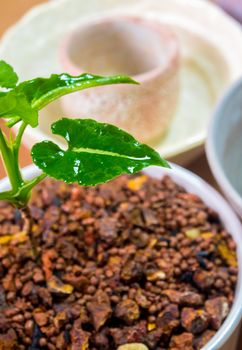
0, 60, 241, 350
0, 60, 168, 208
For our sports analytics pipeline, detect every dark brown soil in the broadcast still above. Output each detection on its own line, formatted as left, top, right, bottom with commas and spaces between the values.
0, 174, 237, 350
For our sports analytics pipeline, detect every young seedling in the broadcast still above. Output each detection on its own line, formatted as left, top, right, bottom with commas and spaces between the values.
0, 60, 169, 242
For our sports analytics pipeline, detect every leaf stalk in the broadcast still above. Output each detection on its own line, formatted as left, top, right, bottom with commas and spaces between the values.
0, 129, 23, 191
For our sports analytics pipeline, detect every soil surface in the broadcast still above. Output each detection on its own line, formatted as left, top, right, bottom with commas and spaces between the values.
0, 174, 237, 349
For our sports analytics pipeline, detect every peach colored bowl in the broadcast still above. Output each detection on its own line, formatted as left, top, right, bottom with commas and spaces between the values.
59, 16, 180, 145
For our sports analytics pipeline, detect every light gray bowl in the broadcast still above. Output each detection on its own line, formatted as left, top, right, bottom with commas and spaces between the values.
206, 78, 242, 218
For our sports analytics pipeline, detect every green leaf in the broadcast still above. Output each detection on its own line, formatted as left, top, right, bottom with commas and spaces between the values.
0, 91, 38, 127
32, 118, 169, 186
0, 60, 18, 89
17, 73, 138, 111
0, 72, 136, 128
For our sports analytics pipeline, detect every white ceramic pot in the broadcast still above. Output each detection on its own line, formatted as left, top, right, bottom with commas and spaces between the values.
59, 16, 180, 145
206, 78, 242, 219
3, 0, 242, 162
0, 164, 242, 349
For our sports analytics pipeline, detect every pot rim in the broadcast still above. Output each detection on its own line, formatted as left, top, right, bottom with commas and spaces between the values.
1, 163, 242, 350
59, 14, 179, 83
206, 77, 242, 217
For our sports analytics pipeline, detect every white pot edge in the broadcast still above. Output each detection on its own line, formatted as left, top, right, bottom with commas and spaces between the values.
1, 163, 242, 350
206, 77, 242, 219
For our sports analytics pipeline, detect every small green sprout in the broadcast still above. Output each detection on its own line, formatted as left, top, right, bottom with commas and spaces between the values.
0, 60, 169, 209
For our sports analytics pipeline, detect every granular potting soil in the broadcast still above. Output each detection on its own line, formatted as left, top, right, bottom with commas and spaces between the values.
0, 174, 237, 349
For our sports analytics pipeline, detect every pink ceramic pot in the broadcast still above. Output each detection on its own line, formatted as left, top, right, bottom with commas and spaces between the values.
59, 16, 180, 145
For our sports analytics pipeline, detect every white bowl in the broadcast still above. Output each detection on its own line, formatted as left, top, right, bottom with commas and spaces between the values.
59, 16, 180, 145
206, 78, 242, 219
0, 163, 242, 349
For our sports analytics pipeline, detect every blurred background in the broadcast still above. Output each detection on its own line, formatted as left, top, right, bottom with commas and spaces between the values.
0, 0, 228, 184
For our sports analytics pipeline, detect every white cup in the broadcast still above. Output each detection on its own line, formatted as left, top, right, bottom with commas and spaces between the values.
59, 16, 180, 145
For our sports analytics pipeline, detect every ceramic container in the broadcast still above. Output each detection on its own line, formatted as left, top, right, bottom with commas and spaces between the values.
2, 0, 242, 162
1, 164, 242, 349
59, 16, 180, 145
206, 78, 242, 219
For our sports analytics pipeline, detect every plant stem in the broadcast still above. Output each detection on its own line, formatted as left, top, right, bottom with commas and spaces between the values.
0, 190, 14, 201
7, 116, 21, 128
0, 123, 46, 207
13, 122, 27, 184
14, 122, 27, 155
0, 129, 23, 191
24, 173, 47, 192
21, 206, 37, 257
11, 173, 47, 208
